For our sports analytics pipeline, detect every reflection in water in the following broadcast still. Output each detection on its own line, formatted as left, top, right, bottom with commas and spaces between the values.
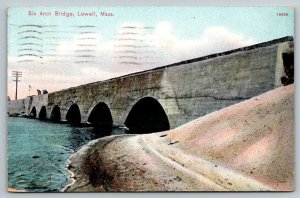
7, 117, 125, 192
91, 126, 111, 139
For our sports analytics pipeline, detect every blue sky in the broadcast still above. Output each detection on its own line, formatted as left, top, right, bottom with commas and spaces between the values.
7, 7, 294, 99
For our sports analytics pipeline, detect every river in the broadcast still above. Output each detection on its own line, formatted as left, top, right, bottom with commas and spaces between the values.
7, 117, 123, 192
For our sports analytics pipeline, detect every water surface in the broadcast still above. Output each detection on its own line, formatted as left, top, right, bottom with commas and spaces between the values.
7, 117, 121, 192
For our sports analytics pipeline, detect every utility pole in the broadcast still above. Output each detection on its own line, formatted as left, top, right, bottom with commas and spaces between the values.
12, 71, 22, 100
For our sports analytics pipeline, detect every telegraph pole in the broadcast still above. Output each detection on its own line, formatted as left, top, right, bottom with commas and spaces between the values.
12, 71, 22, 100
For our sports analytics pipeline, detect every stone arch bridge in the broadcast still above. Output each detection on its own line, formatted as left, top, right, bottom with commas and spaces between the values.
8, 37, 294, 134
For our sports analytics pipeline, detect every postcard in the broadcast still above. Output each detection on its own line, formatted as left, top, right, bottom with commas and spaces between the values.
7, 7, 294, 192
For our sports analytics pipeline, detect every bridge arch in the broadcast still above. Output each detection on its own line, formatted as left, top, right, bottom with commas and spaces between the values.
88, 102, 113, 127
38, 106, 47, 120
66, 103, 81, 123
30, 106, 37, 118
50, 105, 61, 122
124, 97, 170, 134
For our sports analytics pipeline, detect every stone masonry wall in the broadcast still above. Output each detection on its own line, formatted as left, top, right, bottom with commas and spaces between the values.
8, 37, 293, 129
24, 94, 48, 118
7, 99, 25, 115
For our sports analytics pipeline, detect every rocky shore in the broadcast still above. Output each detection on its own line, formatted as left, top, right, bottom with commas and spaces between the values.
64, 85, 294, 192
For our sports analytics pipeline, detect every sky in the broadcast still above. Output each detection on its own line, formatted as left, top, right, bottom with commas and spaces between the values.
7, 7, 294, 99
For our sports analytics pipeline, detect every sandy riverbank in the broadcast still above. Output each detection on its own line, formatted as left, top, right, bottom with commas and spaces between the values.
8, 187, 26, 192
64, 84, 294, 192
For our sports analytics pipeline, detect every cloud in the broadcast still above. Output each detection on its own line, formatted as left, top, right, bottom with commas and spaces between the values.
148, 23, 255, 64
7, 22, 255, 99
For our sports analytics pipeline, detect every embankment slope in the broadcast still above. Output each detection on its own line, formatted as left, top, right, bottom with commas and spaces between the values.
65, 84, 294, 192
